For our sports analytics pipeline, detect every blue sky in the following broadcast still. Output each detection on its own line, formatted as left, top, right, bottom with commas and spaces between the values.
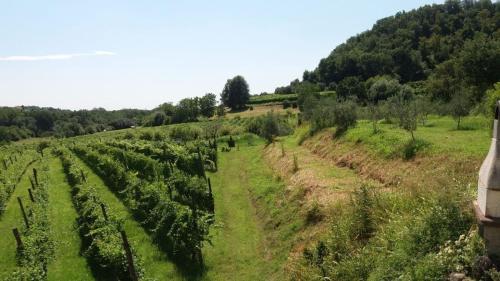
0, 0, 441, 110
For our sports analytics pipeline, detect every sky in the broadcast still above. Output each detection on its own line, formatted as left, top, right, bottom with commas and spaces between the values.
0, 0, 441, 110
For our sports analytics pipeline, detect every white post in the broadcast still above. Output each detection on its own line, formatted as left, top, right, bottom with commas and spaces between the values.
475, 100, 500, 259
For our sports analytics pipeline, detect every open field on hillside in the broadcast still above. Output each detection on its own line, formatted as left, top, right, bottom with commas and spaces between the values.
0, 110, 496, 280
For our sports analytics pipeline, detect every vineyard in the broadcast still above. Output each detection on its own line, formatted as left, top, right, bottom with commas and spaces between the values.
0, 129, 235, 280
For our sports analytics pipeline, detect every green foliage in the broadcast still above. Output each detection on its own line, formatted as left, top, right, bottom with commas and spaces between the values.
248, 93, 298, 105
221, 75, 250, 110
169, 125, 203, 142
71, 139, 214, 265
402, 138, 430, 160
11, 163, 54, 281
246, 111, 293, 143
448, 88, 474, 130
173, 98, 200, 123
279, 1, 500, 113
483, 82, 500, 118
199, 93, 217, 118
0, 148, 37, 215
56, 147, 143, 280
305, 98, 358, 136
302, 184, 477, 281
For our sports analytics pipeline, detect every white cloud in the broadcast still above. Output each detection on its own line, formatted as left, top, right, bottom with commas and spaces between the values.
0, 51, 116, 61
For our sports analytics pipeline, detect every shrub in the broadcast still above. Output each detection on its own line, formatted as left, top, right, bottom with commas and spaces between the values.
305, 202, 323, 224
309, 99, 357, 136
246, 111, 293, 143
401, 138, 430, 160
484, 82, 500, 117
283, 100, 291, 109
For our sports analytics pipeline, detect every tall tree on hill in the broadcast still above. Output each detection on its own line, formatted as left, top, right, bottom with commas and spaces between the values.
199, 93, 217, 118
221, 75, 250, 110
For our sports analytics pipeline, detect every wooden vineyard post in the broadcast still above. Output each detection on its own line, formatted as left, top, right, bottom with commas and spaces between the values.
28, 189, 35, 202
29, 177, 36, 190
80, 170, 86, 183
167, 184, 173, 201
100, 203, 108, 221
197, 148, 206, 179
207, 177, 214, 213
120, 231, 138, 281
33, 168, 38, 186
17, 197, 29, 228
12, 228, 23, 250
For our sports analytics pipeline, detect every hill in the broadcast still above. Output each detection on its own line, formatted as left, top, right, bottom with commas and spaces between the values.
278, 0, 499, 105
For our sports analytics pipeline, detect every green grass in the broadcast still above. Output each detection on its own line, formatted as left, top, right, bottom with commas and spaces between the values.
46, 156, 94, 281
0, 161, 36, 278
341, 115, 491, 158
202, 135, 289, 280
70, 155, 182, 281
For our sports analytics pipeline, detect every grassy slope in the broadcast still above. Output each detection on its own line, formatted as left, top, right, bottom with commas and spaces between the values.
343, 116, 490, 158
70, 155, 181, 281
225, 104, 298, 119
46, 156, 94, 281
0, 161, 35, 278
203, 138, 285, 280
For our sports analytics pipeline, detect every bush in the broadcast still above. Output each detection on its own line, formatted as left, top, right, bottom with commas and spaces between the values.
401, 138, 430, 160
283, 100, 291, 109
245, 111, 293, 143
305, 202, 323, 225
309, 98, 358, 136
484, 82, 500, 117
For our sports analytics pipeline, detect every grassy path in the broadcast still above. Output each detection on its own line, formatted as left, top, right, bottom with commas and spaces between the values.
46, 156, 94, 281
71, 154, 182, 280
0, 161, 36, 279
203, 140, 284, 280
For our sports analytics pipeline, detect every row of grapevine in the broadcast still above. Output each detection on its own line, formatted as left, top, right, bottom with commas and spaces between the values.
71, 144, 213, 265
55, 147, 144, 281
10, 164, 54, 281
88, 142, 214, 212
104, 138, 217, 176
0, 148, 38, 215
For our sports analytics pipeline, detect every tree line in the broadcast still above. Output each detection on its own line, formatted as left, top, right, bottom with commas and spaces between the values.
0, 75, 251, 143
275, 0, 500, 112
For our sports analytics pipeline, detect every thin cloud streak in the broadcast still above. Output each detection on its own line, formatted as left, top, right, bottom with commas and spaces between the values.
0, 51, 116, 61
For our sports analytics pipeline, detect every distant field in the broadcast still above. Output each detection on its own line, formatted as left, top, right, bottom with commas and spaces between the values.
248, 93, 297, 105
226, 103, 298, 119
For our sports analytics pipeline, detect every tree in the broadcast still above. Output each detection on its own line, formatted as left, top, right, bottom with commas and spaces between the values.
152, 111, 167, 126
336, 76, 365, 102
173, 98, 200, 123
199, 93, 217, 118
221, 76, 250, 110
295, 81, 321, 111
448, 88, 473, 130
414, 95, 434, 126
484, 82, 500, 117
367, 77, 401, 133
216, 104, 225, 118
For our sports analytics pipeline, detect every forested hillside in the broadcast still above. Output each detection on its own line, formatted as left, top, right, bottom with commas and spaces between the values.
277, 0, 499, 105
